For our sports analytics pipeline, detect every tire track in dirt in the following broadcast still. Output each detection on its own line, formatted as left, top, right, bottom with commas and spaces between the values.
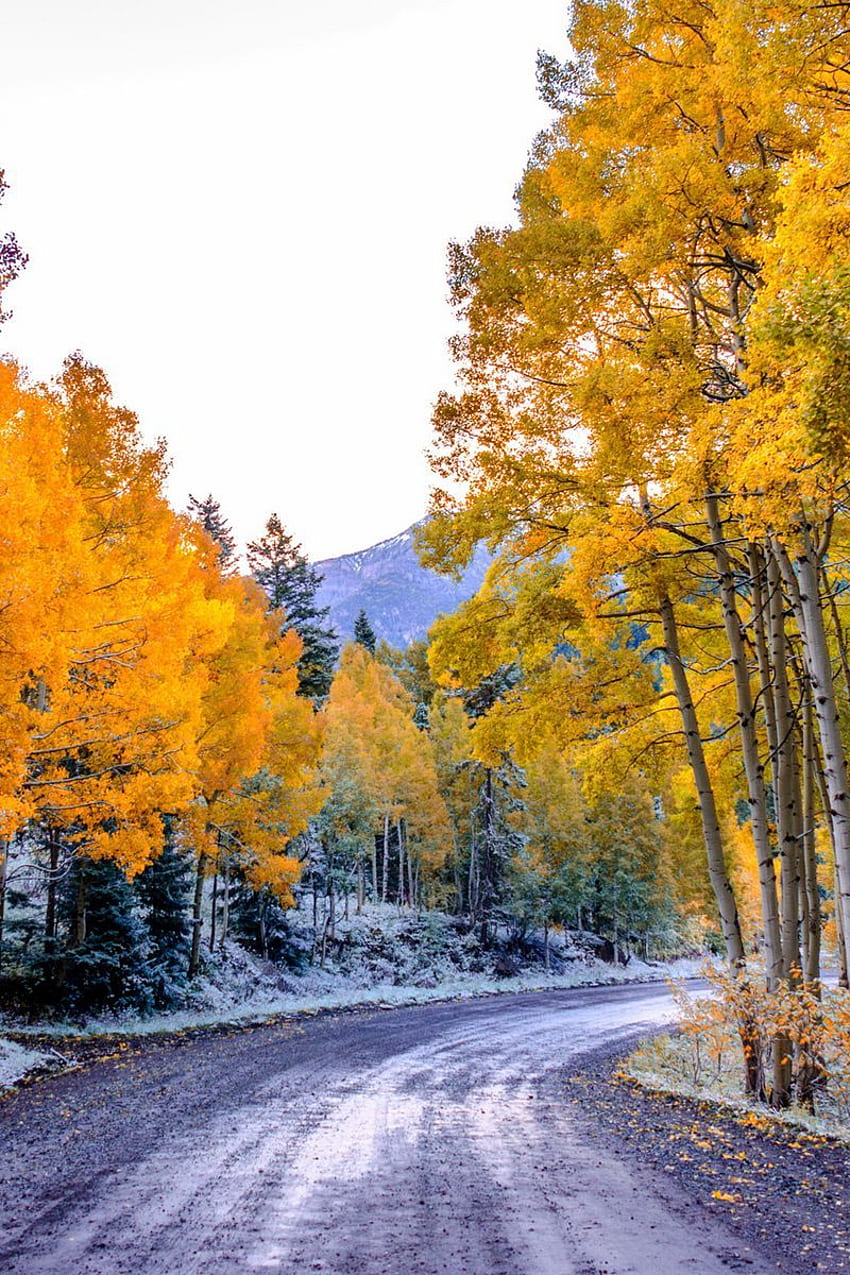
0, 984, 769, 1274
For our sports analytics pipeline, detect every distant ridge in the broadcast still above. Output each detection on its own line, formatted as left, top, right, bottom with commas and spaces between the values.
314, 522, 492, 649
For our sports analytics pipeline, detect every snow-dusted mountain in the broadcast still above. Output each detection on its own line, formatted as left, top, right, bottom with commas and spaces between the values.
315, 523, 492, 649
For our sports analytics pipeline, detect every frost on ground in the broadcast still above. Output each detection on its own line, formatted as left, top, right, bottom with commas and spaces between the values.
623, 1028, 850, 1143
0, 1037, 53, 1090
1, 901, 708, 1064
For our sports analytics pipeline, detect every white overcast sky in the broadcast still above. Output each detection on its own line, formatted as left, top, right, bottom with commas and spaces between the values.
0, 0, 567, 560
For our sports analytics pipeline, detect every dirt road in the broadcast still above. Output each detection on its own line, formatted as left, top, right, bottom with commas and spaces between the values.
0, 983, 769, 1274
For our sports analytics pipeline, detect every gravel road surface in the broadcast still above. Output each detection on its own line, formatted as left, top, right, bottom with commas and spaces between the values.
0, 983, 771, 1274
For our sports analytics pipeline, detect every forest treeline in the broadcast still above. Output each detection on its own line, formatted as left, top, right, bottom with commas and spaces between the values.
0, 329, 690, 1015
0, 312, 702, 1011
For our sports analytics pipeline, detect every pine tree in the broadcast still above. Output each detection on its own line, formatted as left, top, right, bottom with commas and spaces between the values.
52, 856, 151, 1015
353, 609, 377, 654
230, 880, 295, 964
136, 828, 192, 1008
188, 493, 238, 574
247, 513, 338, 700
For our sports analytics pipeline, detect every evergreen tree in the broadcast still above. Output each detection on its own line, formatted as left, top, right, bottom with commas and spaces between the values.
136, 830, 192, 1008
52, 856, 151, 1015
353, 609, 377, 654
377, 639, 436, 725
230, 880, 298, 965
455, 666, 526, 942
188, 493, 238, 573
247, 513, 338, 700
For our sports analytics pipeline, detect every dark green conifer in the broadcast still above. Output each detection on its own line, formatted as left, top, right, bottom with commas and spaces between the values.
188, 493, 238, 573
247, 513, 338, 700
353, 609, 377, 654
136, 828, 192, 1007
54, 857, 150, 1015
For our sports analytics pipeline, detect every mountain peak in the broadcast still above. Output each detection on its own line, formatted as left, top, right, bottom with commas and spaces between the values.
314, 522, 490, 648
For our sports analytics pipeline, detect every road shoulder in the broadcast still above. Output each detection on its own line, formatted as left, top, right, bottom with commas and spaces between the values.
560, 1036, 850, 1273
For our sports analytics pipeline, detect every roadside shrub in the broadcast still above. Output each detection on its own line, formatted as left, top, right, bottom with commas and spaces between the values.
639, 967, 850, 1124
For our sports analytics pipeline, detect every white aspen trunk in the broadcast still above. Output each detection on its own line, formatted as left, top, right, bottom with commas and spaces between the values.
766, 552, 801, 980
397, 819, 405, 908
801, 700, 821, 985
707, 496, 783, 987
381, 814, 389, 903
407, 837, 415, 910
44, 826, 60, 943
189, 851, 207, 978
658, 591, 745, 966
220, 854, 230, 946
612, 878, 619, 967
209, 870, 218, 953
837, 870, 850, 989
772, 531, 850, 957
0, 838, 7, 971
328, 844, 336, 940
810, 719, 848, 984
749, 544, 780, 765
826, 579, 850, 705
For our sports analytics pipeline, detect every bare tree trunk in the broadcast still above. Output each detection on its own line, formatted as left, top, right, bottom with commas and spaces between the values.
766, 552, 802, 982
189, 851, 207, 978
72, 868, 86, 947
749, 543, 780, 766
773, 531, 850, 963
657, 591, 745, 966
468, 834, 478, 925
837, 871, 850, 989
826, 575, 850, 708
328, 877, 336, 943
382, 814, 389, 903
327, 842, 336, 941
44, 826, 60, 944
209, 870, 218, 953
220, 854, 231, 948
0, 838, 6, 971
707, 498, 783, 989
480, 767, 495, 947
371, 838, 378, 903
767, 563, 799, 1106
612, 876, 620, 966
809, 718, 848, 984
357, 860, 365, 914
397, 819, 405, 907
801, 699, 821, 984
407, 838, 415, 910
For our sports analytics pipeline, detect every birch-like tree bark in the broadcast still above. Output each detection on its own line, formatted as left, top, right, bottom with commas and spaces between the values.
707, 495, 783, 987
